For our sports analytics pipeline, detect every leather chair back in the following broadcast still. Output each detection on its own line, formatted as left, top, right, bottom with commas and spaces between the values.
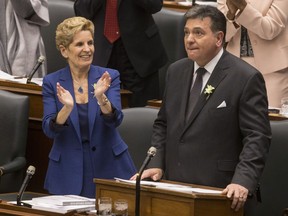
118, 107, 159, 170
0, 90, 29, 193
248, 120, 288, 216
153, 8, 187, 97
41, 0, 75, 73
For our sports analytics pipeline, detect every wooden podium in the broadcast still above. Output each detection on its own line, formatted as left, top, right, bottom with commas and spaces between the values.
0, 80, 131, 193
95, 178, 243, 216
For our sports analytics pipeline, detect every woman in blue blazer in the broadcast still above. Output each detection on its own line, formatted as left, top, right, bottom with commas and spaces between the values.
42, 17, 136, 198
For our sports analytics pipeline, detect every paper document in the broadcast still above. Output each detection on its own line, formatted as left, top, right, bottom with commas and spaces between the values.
9, 198, 95, 214
114, 177, 222, 194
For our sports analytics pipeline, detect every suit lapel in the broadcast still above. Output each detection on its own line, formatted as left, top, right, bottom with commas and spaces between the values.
180, 62, 194, 128
182, 57, 229, 134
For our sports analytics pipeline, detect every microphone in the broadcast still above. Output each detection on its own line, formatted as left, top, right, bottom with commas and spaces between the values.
138, 147, 157, 177
135, 147, 157, 216
17, 165, 36, 206
26, 56, 45, 84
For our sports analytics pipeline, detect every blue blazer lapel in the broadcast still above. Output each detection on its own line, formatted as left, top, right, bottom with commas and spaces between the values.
87, 66, 102, 140
58, 67, 83, 143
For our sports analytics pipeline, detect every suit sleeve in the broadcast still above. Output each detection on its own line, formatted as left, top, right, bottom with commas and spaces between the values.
148, 66, 172, 170
74, 0, 104, 19
232, 72, 271, 192
11, 0, 49, 26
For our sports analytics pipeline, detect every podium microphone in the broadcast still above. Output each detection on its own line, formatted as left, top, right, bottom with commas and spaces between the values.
135, 147, 157, 216
17, 165, 36, 206
26, 56, 45, 84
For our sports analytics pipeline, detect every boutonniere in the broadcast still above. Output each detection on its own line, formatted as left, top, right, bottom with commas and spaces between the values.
204, 85, 215, 99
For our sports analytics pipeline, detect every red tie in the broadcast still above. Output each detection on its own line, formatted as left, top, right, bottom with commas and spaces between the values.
104, 0, 120, 43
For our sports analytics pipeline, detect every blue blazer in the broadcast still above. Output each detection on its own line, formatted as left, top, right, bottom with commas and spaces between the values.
42, 65, 136, 197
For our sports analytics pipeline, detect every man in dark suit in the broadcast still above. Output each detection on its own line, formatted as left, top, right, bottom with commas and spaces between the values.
132, 5, 271, 214
74, 0, 168, 107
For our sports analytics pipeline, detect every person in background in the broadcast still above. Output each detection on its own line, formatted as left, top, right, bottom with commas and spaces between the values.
218, 0, 288, 108
131, 5, 271, 215
0, 0, 49, 77
74, 0, 168, 107
42, 17, 136, 198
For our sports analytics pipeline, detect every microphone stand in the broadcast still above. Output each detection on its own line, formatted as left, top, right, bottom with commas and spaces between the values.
26, 56, 45, 85
16, 165, 36, 206
135, 147, 156, 216
135, 172, 142, 216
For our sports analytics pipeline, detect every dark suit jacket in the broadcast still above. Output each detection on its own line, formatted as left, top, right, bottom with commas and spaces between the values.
42, 65, 136, 197
74, 0, 168, 78
149, 50, 271, 194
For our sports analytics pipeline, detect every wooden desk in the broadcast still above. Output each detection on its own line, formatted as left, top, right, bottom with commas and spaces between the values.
164, 0, 191, 11
0, 80, 131, 120
0, 192, 93, 216
0, 80, 131, 193
0, 192, 46, 202
95, 178, 243, 216
0, 201, 81, 216
268, 113, 288, 121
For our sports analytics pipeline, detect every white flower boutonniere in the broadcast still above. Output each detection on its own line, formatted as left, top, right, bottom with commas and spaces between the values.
204, 85, 215, 99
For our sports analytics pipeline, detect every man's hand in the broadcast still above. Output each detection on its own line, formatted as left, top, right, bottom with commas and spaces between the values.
130, 168, 163, 181
222, 183, 249, 211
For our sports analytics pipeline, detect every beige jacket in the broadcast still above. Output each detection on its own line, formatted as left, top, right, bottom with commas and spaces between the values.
218, 0, 288, 74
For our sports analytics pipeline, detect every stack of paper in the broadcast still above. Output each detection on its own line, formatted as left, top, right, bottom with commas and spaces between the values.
23, 195, 96, 214
32, 195, 95, 206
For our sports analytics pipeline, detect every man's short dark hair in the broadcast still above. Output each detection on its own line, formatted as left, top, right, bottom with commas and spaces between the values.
185, 5, 227, 39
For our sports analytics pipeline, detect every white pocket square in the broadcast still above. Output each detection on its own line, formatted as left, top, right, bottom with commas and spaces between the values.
217, 101, 226, 108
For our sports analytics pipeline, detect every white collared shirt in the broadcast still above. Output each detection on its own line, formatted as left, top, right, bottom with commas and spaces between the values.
193, 48, 224, 92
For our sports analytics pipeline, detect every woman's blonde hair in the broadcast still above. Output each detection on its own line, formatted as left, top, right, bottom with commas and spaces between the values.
55, 16, 94, 50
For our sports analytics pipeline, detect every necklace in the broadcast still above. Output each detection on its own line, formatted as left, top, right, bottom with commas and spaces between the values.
73, 79, 84, 93
72, 75, 87, 94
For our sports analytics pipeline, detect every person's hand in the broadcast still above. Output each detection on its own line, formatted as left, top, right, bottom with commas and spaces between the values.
226, 0, 238, 20
57, 82, 74, 109
222, 183, 249, 211
228, 0, 247, 12
130, 168, 163, 181
93, 71, 111, 98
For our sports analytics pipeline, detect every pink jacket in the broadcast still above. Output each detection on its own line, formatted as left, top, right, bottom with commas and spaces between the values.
218, 0, 288, 74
